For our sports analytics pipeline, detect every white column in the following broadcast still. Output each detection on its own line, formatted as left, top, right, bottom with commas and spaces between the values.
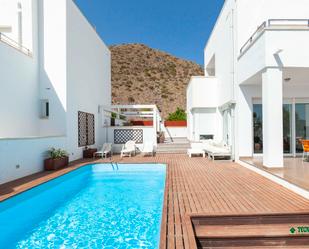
262, 68, 283, 168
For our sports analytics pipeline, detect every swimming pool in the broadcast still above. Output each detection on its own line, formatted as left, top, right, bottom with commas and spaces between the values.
0, 163, 166, 249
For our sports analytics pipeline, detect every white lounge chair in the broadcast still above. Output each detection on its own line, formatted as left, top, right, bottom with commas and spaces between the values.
187, 143, 205, 158
202, 140, 231, 160
141, 142, 155, 156
94, 143, 112, 158
120, 141, 136, 157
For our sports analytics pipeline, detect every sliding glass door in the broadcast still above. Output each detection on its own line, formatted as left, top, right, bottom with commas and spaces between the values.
283, 104, 292, 154
253, 104, 263, 154
295, 103, 309, 153
253, 103, 292, 155
253, 100, 309, 156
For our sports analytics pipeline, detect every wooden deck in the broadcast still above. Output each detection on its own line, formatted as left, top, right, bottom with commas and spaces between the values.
1, 154, 309, 249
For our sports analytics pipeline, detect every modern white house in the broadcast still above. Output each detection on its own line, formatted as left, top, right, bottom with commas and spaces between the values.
187, 0, 309, 168
0, 0, 111, 184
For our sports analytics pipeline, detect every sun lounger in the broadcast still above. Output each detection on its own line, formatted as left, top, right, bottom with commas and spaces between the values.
188, 143, 206, 158
202, 140, 231, 160
141, 142, 155, 156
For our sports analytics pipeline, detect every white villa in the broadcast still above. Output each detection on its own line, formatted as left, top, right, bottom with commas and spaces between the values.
1, 0, 309, 194
3, 1, 309, 248
0, 0, 111, 184
187, 0, 309, 169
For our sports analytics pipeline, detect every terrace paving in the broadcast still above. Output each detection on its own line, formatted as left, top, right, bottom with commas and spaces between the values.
1, 154, 309, 248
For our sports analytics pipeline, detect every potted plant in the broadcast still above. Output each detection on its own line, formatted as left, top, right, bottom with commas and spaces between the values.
157, 131, 165, 144
44, 148, 69, 170
165, 108, 187, 127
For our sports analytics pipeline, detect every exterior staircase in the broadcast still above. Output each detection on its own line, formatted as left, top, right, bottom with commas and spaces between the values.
156, 137, 190, 154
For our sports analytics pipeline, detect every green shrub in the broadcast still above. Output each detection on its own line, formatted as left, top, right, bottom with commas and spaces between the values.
167, 108, 187, 121
48, 148, 68, 159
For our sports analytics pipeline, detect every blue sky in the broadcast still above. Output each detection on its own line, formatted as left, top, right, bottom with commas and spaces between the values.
75, 0, 224, 65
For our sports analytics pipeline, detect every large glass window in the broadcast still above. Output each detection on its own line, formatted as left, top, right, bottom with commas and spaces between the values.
253, 104, 263, 154
253, 104, 292, 154
295, 103, 309, 153
283, 104, 292, 154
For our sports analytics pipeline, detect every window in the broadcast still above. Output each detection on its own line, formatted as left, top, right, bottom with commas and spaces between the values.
40, 99, 49, 119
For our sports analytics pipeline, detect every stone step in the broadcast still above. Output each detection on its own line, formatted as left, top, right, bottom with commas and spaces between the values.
156, 150, 187, 154
156, 137, 190, 154
157, 144, 190, 149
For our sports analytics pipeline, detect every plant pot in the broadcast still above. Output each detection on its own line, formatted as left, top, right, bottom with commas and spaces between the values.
157, 132, 165, 144
131, 120, 153, 126
44, 156, 69, 171
254, 143, 261, 151
164, 120, 187, 127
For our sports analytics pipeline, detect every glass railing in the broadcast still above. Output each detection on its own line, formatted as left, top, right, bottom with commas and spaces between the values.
240, 19, 309, 55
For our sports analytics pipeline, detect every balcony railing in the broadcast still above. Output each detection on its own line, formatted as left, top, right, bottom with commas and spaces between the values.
240, 19, 309, 55
0, 32, 32, 56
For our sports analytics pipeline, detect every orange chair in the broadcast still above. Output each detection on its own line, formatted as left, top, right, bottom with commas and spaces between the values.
302, 140, 309, 161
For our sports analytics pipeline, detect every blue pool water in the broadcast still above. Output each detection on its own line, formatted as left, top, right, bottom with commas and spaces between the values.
0, 163, 166, 249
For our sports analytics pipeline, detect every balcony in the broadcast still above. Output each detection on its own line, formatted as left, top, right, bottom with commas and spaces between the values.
240, 19, 309, 55
238, 19, 309, 85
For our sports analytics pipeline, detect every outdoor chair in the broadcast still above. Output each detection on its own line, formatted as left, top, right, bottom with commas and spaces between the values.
302, 140, 309, 162
94, 143, 112, 158
120, 140, 136, 157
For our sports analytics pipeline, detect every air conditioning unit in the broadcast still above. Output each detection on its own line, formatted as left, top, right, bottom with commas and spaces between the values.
40, 99, 49, 119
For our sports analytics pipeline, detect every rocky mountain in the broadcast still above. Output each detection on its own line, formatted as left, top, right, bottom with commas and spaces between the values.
110, 44, 204, 118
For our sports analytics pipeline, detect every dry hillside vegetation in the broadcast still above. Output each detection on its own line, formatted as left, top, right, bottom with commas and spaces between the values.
110, 43, 204, 118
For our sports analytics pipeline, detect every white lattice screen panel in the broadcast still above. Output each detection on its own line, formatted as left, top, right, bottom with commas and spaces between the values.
114, 129, 143, 144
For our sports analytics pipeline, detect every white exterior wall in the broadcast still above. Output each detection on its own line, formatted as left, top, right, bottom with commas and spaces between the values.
0, 0, 34, 50
204, 0, 235, 107
0, 0, 111, 183
0, 136, 66, 184
0, 42, 39, 137
186, 72, 220, 141
38, 0, 67, 136
0, 0, 39, 137
163, 127, 187, 139
192, 108, 219, 142
106, 127, 156, 153
66, 0, 111, 160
